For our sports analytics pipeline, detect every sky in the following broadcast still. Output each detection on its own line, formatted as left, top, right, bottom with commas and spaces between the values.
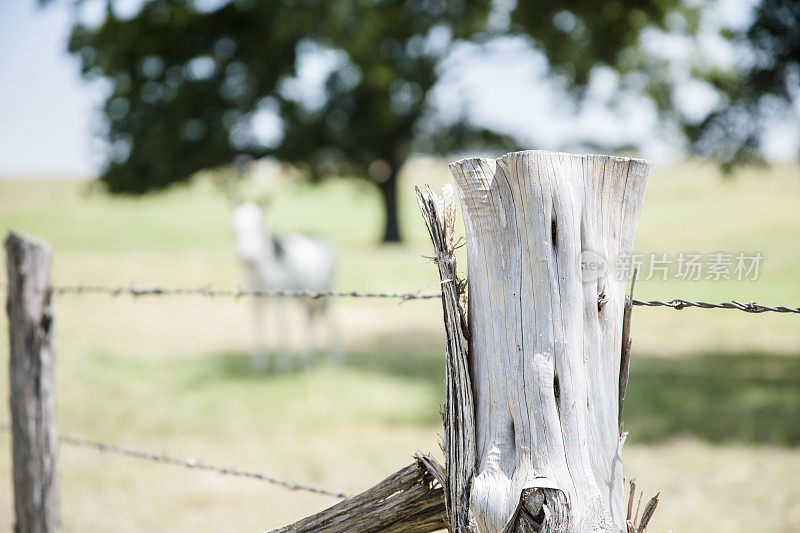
0, 1, 104, 176
0, 0, 796, 178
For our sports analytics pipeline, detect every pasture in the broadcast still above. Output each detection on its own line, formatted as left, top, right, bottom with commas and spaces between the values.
1, 159, 799, 532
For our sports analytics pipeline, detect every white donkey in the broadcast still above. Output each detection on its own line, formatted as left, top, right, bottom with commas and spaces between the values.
232, 202, 340, 371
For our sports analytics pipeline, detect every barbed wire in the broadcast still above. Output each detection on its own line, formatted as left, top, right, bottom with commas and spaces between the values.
0, 423, 347, 499
38, 285, 800, 314
0, 282, 798, 313
45, 284, 441, 301
630, 298, 800, 314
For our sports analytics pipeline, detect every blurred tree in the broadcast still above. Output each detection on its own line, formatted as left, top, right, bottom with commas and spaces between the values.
63, 0, 798, 242
270, 0, 497, 242
510, 0, 800, 168
511, 0, 675, 88
67, 1, 302, 194
66, 0, 497, 243
682, 0, 800, 167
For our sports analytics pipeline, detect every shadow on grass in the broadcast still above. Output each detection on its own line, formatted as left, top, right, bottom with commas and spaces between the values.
192, 343, 445, 386
344, 346, 445, 386
193, 346, 800, 446
625, 351, 800, 446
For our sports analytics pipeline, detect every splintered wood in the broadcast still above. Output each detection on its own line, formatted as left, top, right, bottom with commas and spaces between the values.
267, 457, 446, 533
417, 185, 474, 532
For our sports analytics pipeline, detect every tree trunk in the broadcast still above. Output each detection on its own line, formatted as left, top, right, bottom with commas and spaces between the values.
447, 150, 651, 532
379, 166, 402, 243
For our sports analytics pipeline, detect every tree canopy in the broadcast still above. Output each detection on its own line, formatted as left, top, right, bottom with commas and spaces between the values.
68, 2, 303, 194
63, 0, 799, 242
684, 0, 800, 167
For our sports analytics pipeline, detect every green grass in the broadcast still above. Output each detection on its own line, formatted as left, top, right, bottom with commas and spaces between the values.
0, 159, 799, 532
59, 344, 800, 446
627, 351, 800, 445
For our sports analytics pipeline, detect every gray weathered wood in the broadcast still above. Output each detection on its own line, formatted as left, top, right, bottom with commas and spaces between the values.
267, 456, 446, 533
447, 150, 652, 532
619, 274, 637, 432
635, 493, 659, 533
268, 150, 656, 533
416, 185, 474, 532
6, 232, 61, 533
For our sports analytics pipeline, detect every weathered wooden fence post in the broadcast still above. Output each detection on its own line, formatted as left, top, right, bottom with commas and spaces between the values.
270, 149, 655, 533
425, 150, 652, 532
6, 232, 60, 533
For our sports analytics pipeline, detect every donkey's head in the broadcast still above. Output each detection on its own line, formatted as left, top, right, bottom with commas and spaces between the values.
232, 201, 270, 265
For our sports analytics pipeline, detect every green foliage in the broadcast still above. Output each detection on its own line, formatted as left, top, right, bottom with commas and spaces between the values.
68, 1, 303, 193
685, 0, 800, 167
67, 0, 502, 241
64, 0, 798, 242
511, 0, 676, 87
275, 0, 494, 175
269, 0, 498, 241
512, 0, 800, 168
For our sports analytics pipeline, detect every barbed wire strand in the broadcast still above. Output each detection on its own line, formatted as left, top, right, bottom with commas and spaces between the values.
0, 423, 347, 499
49, 284, 440, 301
0, 282, 797, 313
37, 286, 800, 314
630, 298, 799, 314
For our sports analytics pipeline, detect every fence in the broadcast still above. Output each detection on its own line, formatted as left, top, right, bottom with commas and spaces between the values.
5, 281, 798, 312
4, 226, 798, 532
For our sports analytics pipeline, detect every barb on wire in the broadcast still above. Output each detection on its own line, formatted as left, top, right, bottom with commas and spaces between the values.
0, 423, 347, 499
630, 298, 800, 314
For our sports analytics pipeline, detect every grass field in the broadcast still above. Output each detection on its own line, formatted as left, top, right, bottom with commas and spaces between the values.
1, 158, 799, 532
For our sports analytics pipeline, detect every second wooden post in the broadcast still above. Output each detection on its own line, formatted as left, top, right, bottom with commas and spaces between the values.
6, 232, 60, 533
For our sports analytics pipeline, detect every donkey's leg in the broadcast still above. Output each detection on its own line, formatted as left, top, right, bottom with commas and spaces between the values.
250, 297, 270, 372
323, 301, 343, 366
301, 300, 320, 368
274, 297, 293, 372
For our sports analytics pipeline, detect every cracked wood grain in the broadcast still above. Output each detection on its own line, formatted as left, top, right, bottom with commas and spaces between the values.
416, 185, 475, 532
448, 150, 651, 532
266, 456, 446, 533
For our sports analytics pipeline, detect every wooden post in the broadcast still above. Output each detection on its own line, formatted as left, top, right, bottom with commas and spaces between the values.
6, 232, 60, 533
271, 150, 654, 533
424, 150, 652, 532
